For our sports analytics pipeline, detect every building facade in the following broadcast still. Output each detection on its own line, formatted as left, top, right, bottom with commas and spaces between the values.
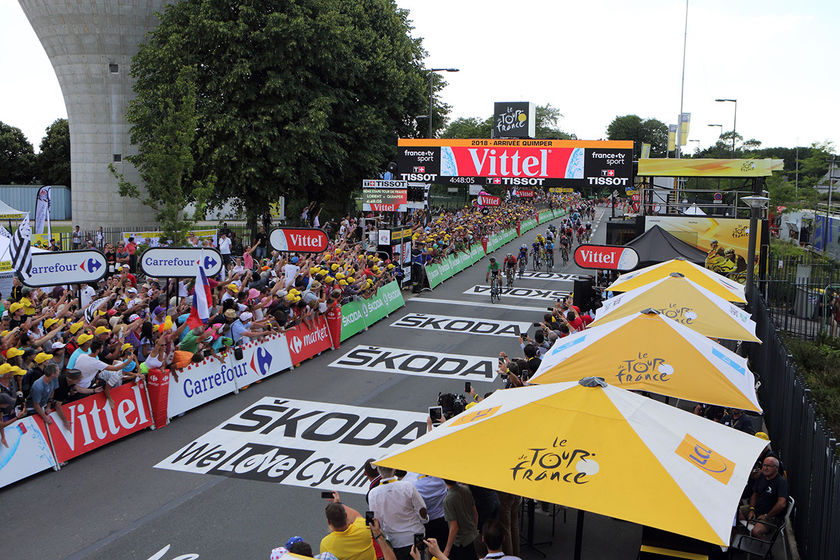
18, 0, 171, 229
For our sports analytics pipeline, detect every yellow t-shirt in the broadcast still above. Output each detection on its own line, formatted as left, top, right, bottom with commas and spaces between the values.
320, 518, 376, 560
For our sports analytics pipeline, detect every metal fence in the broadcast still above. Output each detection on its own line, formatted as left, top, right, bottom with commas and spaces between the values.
748, 295, 840, 559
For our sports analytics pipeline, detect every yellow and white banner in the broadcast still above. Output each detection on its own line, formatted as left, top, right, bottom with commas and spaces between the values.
638, 158, 784, 177
679, 112, 691, 146
667, 124, 677, 152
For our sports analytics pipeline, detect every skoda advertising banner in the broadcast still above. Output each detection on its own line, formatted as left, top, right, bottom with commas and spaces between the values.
140, 247, 223, 278
397, 139, 634, 189
23, 250, 108, 287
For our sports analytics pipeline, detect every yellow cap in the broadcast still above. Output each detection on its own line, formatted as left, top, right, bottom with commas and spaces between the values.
121, 343, 133, 353
339, 280, 348, 286
94, 326, 111, 336
34, 352, 53, 364
24, 307, 36, 316
324, 277, 334, 283
227, 284, 239, 293
69, 321, 84, 334
6, 347, 24, 358
77, 333, 94, 345
347, 277, 355, 283
44, 318, 59, 329
754, 431, 770, 441
11, 366, 26, 376
0, 330, 8, 337
19, 298, 31, 307
0, 363, 12, 375
335, 273, 345, 280
9, 302, 23, 313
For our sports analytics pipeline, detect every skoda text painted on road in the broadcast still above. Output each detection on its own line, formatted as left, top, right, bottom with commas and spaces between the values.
23, 250, 108, 287
391, 313, 529, 337
463, 285, 569, 302
329, 346, 497, 381
517, 271, 580, 282
140, 248, 223, 278
155, 397, 427, 493
269, 227, 329, 253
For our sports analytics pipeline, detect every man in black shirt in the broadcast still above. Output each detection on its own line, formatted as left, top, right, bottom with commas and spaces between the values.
740, 456, 788, 538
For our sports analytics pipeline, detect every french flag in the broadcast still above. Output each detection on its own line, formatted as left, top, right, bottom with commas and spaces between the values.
187, 266, 212, 329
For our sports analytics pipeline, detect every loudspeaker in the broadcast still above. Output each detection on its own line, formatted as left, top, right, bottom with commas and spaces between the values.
573, 277, 596, 312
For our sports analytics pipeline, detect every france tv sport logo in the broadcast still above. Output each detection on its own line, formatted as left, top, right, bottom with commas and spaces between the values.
79, 258, 101, 274
249, 347, 273, 376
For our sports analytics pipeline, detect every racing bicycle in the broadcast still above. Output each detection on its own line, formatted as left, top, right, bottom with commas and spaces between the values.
518, 257, 526, 278
505, 266, 515, 288
532, 249, 542, 271
490, 273, 501, 303
545, 250, 554, 271
561, 245, 569, 265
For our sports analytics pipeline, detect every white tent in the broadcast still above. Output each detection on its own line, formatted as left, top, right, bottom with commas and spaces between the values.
0, 199, 27, 221
683, 204, 707, 216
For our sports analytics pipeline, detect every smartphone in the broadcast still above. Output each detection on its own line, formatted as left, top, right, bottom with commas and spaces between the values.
320, 491, 333, 499
365, 511, 374, 526
464, 381, 471, 393
533, 322, 543, 327
414, 534, 427, 552
428, 406, 443, 423
498, 356, 504, 363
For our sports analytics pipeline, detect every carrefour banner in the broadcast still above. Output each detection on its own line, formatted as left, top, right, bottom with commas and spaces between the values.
398, 139, 633, 189
166, 334, 292, 417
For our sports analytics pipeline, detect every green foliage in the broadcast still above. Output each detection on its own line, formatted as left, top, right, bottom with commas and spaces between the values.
128, 0, 432, 226
605, 115, 667, 157
783, 334, 840, 435
0, 121, 35, 184
441, 104, 574, 139
35, 118, 70, 187
111, 67, 203, 245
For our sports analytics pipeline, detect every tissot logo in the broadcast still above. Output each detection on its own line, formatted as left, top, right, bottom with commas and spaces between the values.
249, 347, 273, 376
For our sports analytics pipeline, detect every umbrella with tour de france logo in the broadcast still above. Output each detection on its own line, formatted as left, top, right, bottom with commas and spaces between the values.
607, 258, 746, 303
590, 273, 760, 342
375, 378, 768, 547
529, 310, 761, 412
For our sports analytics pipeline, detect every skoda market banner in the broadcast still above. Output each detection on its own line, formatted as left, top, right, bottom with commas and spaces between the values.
167, 334, 293, 418
35, 382, 153, 462
23, 249, 108, 287
140, 247, 223, 278
398, 139, 633, 189
156, 397, 428, 493
0, 416, 56, 489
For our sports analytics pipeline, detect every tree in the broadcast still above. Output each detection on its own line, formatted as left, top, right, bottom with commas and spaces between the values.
440, 104, 574, 139
128, 0, 433, 229
0, 121, 35, 184
36, 118, 70, 187
605, 115, 667, 157
111, 67, 204, 244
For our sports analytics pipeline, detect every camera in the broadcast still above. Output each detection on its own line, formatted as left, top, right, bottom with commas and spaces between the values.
437, 392, 467, 419
414, 534, 426, 552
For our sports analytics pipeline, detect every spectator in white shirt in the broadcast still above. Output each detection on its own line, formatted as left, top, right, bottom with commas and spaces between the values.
368, 466, 428, 560
219, 233, 232, 266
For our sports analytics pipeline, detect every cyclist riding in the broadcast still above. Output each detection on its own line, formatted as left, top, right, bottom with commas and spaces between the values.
545, 238, 555, 269
503, 253, 517, 286
518, 244, 528, 277
485, 257, 501, 285
532, 236, 544, 268
559, 234, 570, 263
585, 220, 592, 242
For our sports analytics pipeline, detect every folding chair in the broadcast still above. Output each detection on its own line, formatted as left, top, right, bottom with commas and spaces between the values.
729, 496, 794, 559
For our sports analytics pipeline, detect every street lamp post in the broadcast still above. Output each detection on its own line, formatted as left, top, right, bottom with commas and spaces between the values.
707, 123, 723, 142
742, 195, 770, 307
715, 98, 737, 157
427, 68, 459, 138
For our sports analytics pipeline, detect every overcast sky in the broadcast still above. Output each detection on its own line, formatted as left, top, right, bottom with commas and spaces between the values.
2, 0, 838, 154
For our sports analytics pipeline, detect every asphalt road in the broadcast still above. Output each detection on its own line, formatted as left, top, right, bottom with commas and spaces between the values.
2, 207, 643, 560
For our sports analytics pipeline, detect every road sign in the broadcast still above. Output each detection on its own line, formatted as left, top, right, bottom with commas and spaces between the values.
714, 192, 723, 204
140, 248, 223, 278
269, 227, 329, 253
573, 244, 639, 271
23, 250, 108, 287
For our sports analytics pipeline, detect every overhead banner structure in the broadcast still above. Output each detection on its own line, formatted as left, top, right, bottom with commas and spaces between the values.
397, 139, 634, 189
155, 397, 428, 493
140, 247, 223, 278
23, 249, 108, 287
637, 158, 784, 177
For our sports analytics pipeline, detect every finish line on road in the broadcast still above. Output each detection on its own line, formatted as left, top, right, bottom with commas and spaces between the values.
463, 285, 570, 302
517, 271, 580, 282
406, 298, 549, 313
391, 313, 530, 337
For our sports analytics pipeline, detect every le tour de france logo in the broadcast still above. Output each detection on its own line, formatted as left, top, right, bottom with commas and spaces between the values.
510, 437, 600, 485
495, 105, 528, 135
617, 352, 674, 384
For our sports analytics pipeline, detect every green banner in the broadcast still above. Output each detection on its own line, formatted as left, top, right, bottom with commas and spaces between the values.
340, 300, 367, 341
521, 218, 538, 233
426, 263, 443, 289
379, 280, 405, 314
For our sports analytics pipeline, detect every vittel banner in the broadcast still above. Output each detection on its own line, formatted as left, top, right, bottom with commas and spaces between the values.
397, 139, 633, 188
155, 397, 428, 493
167, 334, 293, 417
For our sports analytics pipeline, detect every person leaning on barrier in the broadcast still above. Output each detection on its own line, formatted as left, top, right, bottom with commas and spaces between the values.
738, 456, 788, 538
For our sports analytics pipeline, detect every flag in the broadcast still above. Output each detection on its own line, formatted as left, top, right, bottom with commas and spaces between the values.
667, 124, 678, 152
679, 112, 691, 146
187, 266, 212, 329
11, 215, 33, 281
34, 186, 51, 238
640, 143, 651, 159
84, 295, 110, 323
0, 226, 10, 239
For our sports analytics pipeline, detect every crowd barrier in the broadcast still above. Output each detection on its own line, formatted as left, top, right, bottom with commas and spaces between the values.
0, 207, 567, 488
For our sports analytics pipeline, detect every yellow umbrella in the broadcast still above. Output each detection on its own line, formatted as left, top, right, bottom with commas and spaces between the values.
376, 378, 768, 546
607, 258, 746, 303
530, 311, 761, 412
591, 273, 760, 342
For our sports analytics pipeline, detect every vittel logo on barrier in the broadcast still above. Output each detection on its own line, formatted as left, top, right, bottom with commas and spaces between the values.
249, 347, 273, 376
52, 384, 149, 450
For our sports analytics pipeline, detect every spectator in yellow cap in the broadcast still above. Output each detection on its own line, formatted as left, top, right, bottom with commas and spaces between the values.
34, 352, 53, 365
68, 333, 94, 369
69, 321, 84, 335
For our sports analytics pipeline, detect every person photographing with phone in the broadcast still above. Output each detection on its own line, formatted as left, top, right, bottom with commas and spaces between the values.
368, 466, 429, 560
